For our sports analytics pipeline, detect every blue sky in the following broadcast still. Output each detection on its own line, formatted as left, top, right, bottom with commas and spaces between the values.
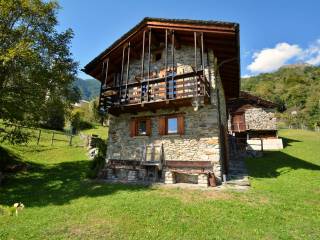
57, 0, 320, 79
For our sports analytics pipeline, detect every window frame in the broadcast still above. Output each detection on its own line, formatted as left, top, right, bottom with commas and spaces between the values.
166, 117, 179, 135
158, 114, 185, 136
130, 117, 152, 137
137, 119, 147, 136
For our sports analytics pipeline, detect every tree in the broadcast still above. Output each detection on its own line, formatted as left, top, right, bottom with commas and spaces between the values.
242, 65, 320, 130
0, 0, 79, 143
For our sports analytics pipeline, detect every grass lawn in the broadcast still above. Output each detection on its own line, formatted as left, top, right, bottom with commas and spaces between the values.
0, 129, 319, 239
80, 125, 108, 140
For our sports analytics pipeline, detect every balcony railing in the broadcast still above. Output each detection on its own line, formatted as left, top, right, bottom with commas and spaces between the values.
100, 70, 210, 113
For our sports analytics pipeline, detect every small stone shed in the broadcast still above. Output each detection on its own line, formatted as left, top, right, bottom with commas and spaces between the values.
228, 91, 283, 150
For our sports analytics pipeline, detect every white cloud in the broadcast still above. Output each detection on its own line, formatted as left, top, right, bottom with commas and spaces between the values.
303, 39, 320, 65
247, 43, 302, 73
241, 74, 252, 78
246, 39, 320, 74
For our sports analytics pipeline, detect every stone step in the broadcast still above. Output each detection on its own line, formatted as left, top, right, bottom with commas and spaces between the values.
226, 179, 250, 187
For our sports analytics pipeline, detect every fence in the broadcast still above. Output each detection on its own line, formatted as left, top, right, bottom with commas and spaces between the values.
0, 123, 86, 147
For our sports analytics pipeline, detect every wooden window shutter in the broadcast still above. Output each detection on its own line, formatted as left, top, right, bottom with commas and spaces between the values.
130, 118, 137, 137
158, 117, 166, 136
146, 119, 152, 136
177, 115, 185, 135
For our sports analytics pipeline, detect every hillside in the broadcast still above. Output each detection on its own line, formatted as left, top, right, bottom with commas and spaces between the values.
74, 78, 100, 101
242, 65, 320, 129
1, 129, 320, 239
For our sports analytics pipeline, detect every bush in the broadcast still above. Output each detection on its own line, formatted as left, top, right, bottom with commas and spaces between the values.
87, 138, 107, 179
70, 112, 95, 134
78, 120, 94, 130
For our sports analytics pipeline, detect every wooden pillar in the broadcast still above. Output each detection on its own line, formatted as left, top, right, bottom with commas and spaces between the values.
120, 45, 126, 102
104, 58, 109, 87
125, 42, 131, 102
165, 29, 168, 99
171, 30, 175, 98
141, 30, 146, 80
98, 61, 105, 110
147, 28, 152, 101
200, 32, 204, 70
194, 32, 198, 97
200, 32, 205, 96
141, 30, 146, 103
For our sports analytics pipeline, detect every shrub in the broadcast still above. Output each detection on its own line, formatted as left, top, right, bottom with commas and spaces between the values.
78, 120, 94, 130
87, 138, 107, 179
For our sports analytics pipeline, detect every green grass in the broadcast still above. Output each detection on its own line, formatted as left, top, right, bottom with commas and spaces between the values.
0, 129, 319, 239
80, 125, 108, 140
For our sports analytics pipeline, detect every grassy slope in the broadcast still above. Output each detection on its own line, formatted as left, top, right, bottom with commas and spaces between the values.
0, 129, 319, 240
80, 125, 108, 140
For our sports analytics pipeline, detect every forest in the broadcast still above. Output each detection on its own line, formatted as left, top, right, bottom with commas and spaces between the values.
242, 65, 320, 130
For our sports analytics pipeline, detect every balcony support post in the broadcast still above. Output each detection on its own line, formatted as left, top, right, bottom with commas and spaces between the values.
120, 45, 126, 103
104, 58, 109, 87
141, 30, 145, 80
98, 61, 105, 112
147, 28, 152, 101
125, 42, 131, 103
140, 30, 146, 103
194, 32, 198, 97
165, 29, 168, 99
171, 30, 175, 98
200, 32, 205, 95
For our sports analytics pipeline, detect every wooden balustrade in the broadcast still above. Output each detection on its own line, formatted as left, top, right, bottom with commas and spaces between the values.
101, 70, 210, 109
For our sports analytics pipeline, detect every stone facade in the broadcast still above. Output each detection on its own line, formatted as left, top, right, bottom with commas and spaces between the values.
104, 46, 227, 186
121, 44, 208, 85
245, 108, 277, 130
106, 105, 222, 179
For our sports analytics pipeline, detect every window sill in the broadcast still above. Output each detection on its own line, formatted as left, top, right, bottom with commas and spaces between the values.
161, 134, 183, 138
132, 135, 150, 139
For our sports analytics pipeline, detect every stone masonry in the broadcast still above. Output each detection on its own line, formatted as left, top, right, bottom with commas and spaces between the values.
105, 46, 227, 185
245, 108, 277, 130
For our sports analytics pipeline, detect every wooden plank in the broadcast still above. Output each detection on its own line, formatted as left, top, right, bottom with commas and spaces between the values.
166, 161, 212, 168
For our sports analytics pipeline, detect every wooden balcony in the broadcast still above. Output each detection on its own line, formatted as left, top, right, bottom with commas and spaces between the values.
99, 70, 211, 115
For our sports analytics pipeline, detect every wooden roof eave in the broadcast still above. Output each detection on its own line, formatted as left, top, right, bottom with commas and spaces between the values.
83, 21, 237, 76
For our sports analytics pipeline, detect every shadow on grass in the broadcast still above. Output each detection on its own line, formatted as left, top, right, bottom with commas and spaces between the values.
0, 147, 149, 207
0, 146, 24, 171
281, 136, 301, 148
245, 138, 320, 178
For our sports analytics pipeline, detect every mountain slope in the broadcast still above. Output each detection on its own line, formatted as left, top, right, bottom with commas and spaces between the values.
242, 65, 320, 128
74, 78, 100, 101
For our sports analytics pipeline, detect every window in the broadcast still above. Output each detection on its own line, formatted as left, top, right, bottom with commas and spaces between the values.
130, 118, 151, 137
155, 52, 162, 61
158, 115, 184, 135
138, 120, 147, 135
152, 50, 162, 62
167, 117, 178, 134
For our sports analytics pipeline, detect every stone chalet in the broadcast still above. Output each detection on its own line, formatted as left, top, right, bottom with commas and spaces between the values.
228, 91, 283, 151
82, 17, 240, 187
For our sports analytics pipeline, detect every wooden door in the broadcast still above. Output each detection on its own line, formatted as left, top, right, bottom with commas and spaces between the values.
231, 113, 246, 132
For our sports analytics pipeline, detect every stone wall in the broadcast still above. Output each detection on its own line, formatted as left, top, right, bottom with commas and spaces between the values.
106, 105, 222, 179
245, 108, 277, 130
121, 44, 208, 84
105, 47, 227, 183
